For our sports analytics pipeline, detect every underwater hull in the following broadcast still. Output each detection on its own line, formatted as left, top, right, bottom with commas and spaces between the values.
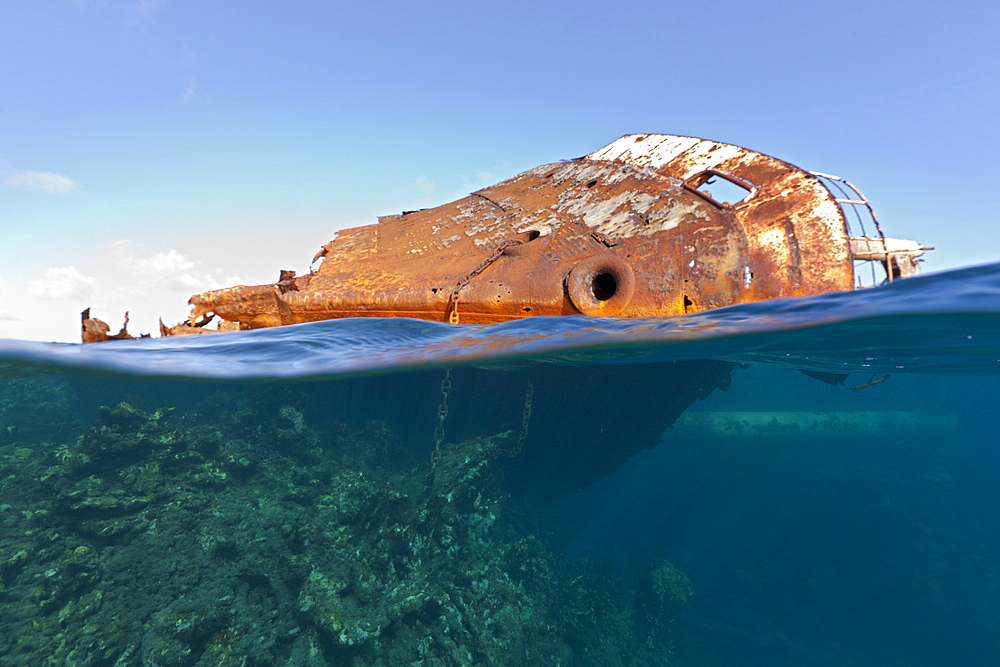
67, 358, 734, 502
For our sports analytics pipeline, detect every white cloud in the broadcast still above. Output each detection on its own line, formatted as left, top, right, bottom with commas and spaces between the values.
119, 244, 195, 273
3, 229, 308, 342
130, 0, 166, 24
29, 266, 97, 300
416, 176, 437, 200
179, 39, 197, 67
70, 0, 109, 9
71, 0, 164, 28
113, 240, 242, 293
1, 240, 248, 342
5, 170, 79, 194
181, 77, 200, 102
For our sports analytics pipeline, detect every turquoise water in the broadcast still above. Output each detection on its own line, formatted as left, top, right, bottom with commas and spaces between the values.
1, 263, 998, 665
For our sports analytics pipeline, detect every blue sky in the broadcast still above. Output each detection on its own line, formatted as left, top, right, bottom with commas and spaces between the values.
2, 0, 997, 341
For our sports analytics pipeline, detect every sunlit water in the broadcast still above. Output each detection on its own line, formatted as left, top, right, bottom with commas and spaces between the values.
1, 263, 998, 666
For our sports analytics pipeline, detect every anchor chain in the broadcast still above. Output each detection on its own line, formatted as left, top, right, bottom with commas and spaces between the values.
494, 381, 534, 458
513, 381, 534, 456
432, 367, 452, 454
446, 239, 522, 324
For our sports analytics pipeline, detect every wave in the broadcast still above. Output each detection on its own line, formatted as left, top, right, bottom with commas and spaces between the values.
2, 262, 1000, 381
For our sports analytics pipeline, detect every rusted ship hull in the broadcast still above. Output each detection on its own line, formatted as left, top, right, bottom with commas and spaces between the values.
83, 134, 926, 341
75, 134, 929, 498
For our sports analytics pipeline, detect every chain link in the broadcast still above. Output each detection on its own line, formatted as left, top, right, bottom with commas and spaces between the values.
432, 367, 452, 453
514, 381, 534, 455
446, 239, 523, 325
494, 381, 533, 459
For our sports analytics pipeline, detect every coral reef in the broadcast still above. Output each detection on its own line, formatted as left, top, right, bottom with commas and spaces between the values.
636, 558, 693, 645
0, 386, 681, 665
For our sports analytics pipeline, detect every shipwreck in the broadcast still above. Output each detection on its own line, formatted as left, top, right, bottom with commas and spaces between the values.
78, 134, 930, 500
82, 133, 927, 342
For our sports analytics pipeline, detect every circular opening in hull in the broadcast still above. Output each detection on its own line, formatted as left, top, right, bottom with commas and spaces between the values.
591, 272, 617, 301
567, 255, 635, 316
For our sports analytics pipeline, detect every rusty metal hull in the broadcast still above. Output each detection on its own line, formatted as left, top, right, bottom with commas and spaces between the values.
83, 134, 926, 341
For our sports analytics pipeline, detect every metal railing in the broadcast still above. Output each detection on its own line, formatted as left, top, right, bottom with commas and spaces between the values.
811, 171, 891, 288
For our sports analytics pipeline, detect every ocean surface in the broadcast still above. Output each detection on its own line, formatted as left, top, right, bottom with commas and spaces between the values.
1, 262, 998, 666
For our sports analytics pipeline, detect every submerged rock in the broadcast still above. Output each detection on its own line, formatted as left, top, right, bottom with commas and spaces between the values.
637, 558, 694, 644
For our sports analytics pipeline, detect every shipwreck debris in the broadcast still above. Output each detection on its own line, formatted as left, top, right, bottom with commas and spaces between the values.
82, 134, 930, 341
81, 308, 136, 344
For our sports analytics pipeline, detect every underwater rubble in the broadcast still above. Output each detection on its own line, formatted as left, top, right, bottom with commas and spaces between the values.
0, 379, 684, 666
